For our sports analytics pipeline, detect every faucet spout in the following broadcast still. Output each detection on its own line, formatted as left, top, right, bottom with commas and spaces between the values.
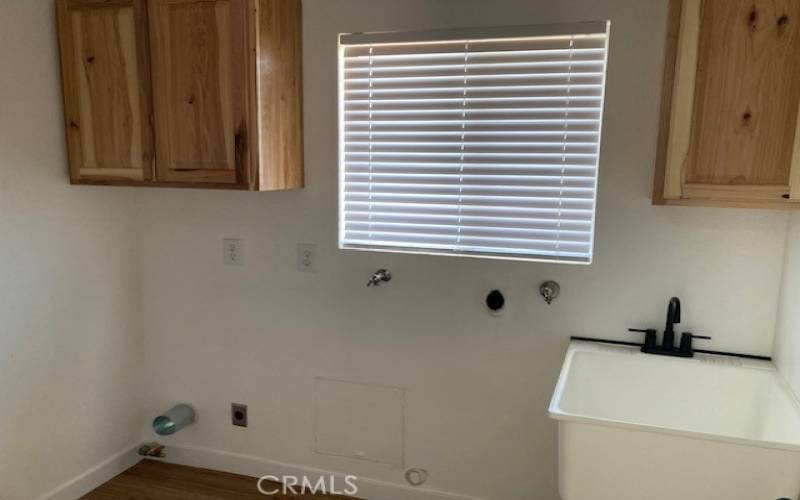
663, 297, 681, 350
630, 296, 705, 358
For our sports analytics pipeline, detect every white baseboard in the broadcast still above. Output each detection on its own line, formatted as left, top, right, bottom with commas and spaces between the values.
153, 444, 489, 500
37, 443, 142, 500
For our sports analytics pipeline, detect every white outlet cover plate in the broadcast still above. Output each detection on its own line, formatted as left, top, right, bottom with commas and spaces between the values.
297, 243, 317, 273
223, 239, 244, 266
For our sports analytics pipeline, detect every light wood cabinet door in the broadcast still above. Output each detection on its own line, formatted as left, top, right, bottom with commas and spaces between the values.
148, 0, 251, 186
56, 0, 154, 183
654, 0, 800, 209
256, 0, 304, 191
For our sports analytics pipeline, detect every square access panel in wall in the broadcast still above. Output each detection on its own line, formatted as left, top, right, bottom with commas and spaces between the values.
314, 377, 405, 466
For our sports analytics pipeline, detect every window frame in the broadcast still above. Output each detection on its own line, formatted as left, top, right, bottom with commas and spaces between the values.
337, 22, 611, 264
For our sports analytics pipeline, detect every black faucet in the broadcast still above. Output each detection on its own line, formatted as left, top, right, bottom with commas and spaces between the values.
628, 297, 711, 358
663, 297, 681, 351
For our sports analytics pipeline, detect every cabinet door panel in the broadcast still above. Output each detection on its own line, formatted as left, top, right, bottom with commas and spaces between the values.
149, 0, 250, 185
57, 0, 153, 182
688, 0, 800, 187
655, 0, 800, 208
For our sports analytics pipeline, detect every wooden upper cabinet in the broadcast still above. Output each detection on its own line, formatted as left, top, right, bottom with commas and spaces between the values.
56, 0, 154, 183
55, 0, 303, 190
256, 0, 304, 190
148, 0, 250, 186
654, 0, 800, 209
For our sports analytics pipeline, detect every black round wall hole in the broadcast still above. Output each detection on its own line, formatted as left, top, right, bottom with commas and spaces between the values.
234, 411, 244, 421
486, 290, 505, 313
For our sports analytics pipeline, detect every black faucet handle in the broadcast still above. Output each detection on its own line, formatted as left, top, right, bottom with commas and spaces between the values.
680, 332, 710, 353
628, 328, 657, 350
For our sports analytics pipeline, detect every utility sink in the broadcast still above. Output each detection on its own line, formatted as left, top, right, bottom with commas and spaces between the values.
549, 341, 800, 500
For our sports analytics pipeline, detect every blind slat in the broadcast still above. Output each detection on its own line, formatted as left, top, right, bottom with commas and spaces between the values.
339, 24, 608, 263
343, 201, 596, 216
345, 161, 598, 173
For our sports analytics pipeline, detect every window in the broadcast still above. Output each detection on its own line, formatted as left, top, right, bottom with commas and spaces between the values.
338, 23, 610, 264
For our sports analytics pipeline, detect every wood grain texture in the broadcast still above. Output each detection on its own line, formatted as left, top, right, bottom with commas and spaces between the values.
653, 0, 686, 204
653, 0, 800, 209
663, 0, 701, 199
687, 0, 800, 186
82, 460, 360, 499
790, 66, 800, 199
653, 197, 800, 209
56, 0, 303, 191
149, 0, 251, 185
256, 0, 304, 190
56, 0, 154, 182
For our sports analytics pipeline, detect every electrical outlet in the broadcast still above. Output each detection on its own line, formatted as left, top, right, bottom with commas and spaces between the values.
231, 403, 248, 427
223, 239, 244, 266
297, 243, 317, 273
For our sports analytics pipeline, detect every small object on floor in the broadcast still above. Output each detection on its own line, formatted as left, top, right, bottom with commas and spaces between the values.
138, 442, 166, 458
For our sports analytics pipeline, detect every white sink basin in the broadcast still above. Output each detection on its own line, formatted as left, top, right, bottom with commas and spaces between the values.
549, 340, 800, 500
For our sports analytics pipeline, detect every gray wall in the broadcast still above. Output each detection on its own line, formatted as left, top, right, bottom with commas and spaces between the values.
136, 1, 788, 499
0, 1, 789, 499
0, 2, 144, 499
775, 214, 800, 403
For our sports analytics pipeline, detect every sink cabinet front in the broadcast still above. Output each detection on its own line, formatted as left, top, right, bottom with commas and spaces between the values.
559, 421, 800, 500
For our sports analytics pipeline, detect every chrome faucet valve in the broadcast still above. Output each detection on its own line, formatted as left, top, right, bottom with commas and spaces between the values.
367, 269, 392, 287
539, 281, 560, 305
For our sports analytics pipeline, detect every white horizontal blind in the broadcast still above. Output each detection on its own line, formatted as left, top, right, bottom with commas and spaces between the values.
339, 23, 610, 263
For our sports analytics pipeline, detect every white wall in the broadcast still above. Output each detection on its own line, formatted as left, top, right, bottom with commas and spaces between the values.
775, 214, 800, 399
0, 1, 791, 499
136, 1, 789, 499
0, 3, 145, 499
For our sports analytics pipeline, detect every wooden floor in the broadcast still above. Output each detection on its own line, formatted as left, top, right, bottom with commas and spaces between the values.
83, 460, 360, 500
